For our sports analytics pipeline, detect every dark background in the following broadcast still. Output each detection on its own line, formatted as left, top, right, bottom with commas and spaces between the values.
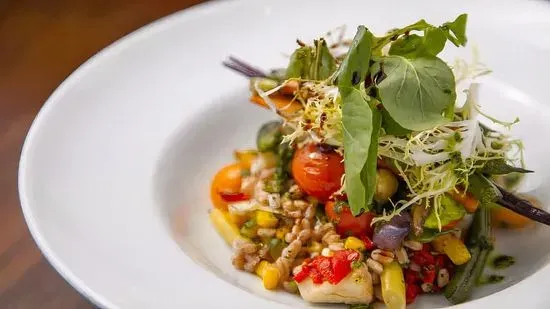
0, 1, 203, 308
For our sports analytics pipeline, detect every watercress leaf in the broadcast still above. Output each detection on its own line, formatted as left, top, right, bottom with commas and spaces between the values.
389, 34, 425, 58
377, 55, 456, 131
381, 107, 411, 136
481, 159, 533, 175
373, 19, 432, 53
442, 13, 468, 47
286, 46, 313, 79
310, 39, 337, 80
423, 27, 447, 55
335, 26, 373, 91
342, 88, 380, 215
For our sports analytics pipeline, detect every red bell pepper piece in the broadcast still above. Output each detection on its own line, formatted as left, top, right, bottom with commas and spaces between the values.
360, 236, 376, 251
219, 192, 249, 202
406, 283, 421, 304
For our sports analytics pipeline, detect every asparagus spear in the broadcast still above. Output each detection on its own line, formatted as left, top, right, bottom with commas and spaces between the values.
444, 173, 496, 304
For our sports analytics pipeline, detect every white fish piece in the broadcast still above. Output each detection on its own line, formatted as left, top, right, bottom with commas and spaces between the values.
297, 265, 373, 304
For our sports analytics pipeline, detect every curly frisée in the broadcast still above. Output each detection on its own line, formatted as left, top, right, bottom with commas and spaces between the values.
211, 13, 548, 309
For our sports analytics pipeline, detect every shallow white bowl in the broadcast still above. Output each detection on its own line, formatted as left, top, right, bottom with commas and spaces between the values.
18, 0, 550, 308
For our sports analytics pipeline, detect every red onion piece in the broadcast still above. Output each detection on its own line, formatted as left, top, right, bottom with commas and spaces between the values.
373, 212, 411, 250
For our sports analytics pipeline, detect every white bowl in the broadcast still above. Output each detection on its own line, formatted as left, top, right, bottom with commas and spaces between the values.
18, 0, 550, 308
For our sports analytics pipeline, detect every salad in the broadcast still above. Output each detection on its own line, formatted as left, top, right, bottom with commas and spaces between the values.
209, 14, 550, 308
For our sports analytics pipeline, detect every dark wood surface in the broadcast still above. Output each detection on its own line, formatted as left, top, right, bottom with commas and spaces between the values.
0, 1, 204, 308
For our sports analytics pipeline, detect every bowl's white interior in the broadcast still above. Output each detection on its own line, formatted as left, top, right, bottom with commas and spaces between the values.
19, 0, 550, 308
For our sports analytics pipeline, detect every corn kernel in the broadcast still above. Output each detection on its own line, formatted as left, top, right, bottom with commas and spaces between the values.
276, 226, 290, 240
344, 236, 366, 251
255, 260, 269, 277
256, 210, 279, 228
256, 261, 280, 290
262, 264, 281, 290
307, 241, 322, 254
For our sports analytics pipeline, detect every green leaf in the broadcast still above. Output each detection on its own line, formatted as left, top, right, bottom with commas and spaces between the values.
381, 107, 411, 136
468, 173, 502, 204
389, 27, 447, 58
342, 89, 381, 215
377, 55, 456, 131
481, 159, 533, 175
311, 39, 336, 80
442, 13, 468, 46
334, 26, 373, 91
286, 46, 313, 79
424, 194, 466, 229
373, 19, 432, 53
389, 34, 425, 58
423, 27, 447, 55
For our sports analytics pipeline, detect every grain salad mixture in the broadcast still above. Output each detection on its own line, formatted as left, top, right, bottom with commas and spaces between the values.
208, 13, 549, 308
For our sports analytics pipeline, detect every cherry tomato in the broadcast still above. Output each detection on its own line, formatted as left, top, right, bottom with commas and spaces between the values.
291, 144, 344, 201
325, 201, 375, 237
210, 163, 245, 211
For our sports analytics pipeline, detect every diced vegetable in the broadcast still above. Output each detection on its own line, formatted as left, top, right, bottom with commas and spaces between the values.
255, 260, 281, 290
234, 149, 258, 169
491, 204, 532, 229
256, 120, 283, 152
256, 210, 279, 228
276, 226, 290, 240
268, 238, 285, 260
424, 194, 466, 229
448, 189, 479, 213
240, 218, 258, 239
307, 241, 323, 255
250, 95, 303, 119
210, 163, 245, 211
210, 208, 244, 245
228, 212, 248, 226
442, 236, 471, 265
373, 212, 411, 250
431, 233, 452, 253
381, 261, 406, 309
344, 237, 366, 251
265, 142, 294, 194
445, 176, 494, 304
375, 168, 399, 203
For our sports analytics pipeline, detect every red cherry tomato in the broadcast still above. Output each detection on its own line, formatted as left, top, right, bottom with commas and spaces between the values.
291, 144, 345, 202
325, 201, 375, 237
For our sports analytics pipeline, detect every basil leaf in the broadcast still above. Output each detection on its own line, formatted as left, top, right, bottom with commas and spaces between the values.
377, 55, 456, 131
442, 13, 468, 47
381, 107, 410, 136
311, 39, 336, 80
481, 159, 533, 175
334, 26, 373, 90
342, 88, 380, 215
286, 46, 313, 79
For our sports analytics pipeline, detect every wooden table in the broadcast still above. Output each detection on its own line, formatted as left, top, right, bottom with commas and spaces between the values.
0, 1, 204, 307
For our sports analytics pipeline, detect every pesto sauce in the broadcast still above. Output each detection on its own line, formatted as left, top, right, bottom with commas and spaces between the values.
491, 254, 515, 270
479, 274, 505, 285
